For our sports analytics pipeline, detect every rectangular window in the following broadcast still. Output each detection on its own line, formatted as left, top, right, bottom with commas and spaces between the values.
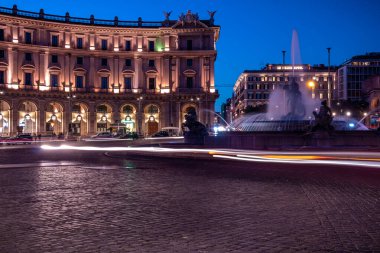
125, 40, 131, 51
148, 78, 155, 90
77, 57, 83, 65
24, 73, 32, 85
101, 39, 107, 50
0, 50, 4, 59
0, 29, 4, 41
0, 71, 4, 84
25, 53, 32, 61
76, 37, 83, 49
51, 55, 58, 63
50, 74, 58, 87
51, 35, 59, 47
187, 59, 193, 67
76, 76, 83, 88
148, 60, 155, 67
148, 41, 155, 51
187, 40, 193, 50
25, 32, 32, 44
101, 76, 108, 89
186, 77, 193, 88
124, 77, 132, 90
125, 58, 132, 67
101, 58, 108, 66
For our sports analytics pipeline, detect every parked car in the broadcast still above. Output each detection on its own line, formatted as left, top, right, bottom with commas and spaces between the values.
91, 132, 113, 138
151, 130, 170, 137
150, 127, 182, 138
120, 132, 139, 140
4, 134, 33, 145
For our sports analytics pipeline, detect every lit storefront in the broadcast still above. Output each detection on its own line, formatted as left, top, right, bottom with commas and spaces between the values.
18, 101, 37, 134
96, 104, 112, 133
70, 103, 88, 136
45, 102, 63, 134
0, 100, 10, 136
144, 105, 160, 136
120, 104, 136, 132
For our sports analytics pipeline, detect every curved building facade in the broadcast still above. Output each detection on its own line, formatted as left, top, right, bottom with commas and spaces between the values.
0, 5, 219, 136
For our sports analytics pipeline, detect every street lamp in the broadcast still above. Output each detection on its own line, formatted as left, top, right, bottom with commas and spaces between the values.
307, 80, 315, 99
327, 47, 331, 107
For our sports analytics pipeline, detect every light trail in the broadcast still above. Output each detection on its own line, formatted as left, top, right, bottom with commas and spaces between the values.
40, 145, 380, 169
212, 154, 380, 168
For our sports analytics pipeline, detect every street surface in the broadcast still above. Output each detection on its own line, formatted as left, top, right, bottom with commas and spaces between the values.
0, 141, 379, 252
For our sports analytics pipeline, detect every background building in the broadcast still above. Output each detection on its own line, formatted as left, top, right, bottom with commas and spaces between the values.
0, 5, 219, 136
231, 64, 337, 118
336, 52, 380, 101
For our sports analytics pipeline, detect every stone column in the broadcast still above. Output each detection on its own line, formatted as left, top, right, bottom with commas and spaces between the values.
113, 56, 119, 88
11, 99, 18, 135
161, 101, 169, 128
162, 56, 169, 88
39, 52, 45, 86
38, 100, 45, 134
176, 101, 181, 129
63, 100, 70, 135
134, 56, 142, 90
88, 101, 96, 135
12, 49, 19, 84
64, 54, 70, 85
89, 56, 95, 89
7, 48, 13, 85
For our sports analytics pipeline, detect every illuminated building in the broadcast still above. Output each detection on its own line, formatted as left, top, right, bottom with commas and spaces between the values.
0, 5, 219, 136
232, 64, 337, 118
362, 75, 380, 129
336, 52, 380, 101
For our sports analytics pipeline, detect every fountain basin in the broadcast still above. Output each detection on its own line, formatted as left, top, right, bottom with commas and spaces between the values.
205, 131, 380, 150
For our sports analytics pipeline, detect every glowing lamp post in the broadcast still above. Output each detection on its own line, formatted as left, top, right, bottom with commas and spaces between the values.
308, 81, 315, 99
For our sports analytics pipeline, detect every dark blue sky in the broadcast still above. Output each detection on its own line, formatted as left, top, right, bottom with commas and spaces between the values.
3, 0, 380, 110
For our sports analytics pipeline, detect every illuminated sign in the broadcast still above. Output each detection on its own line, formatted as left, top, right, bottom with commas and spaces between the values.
276, 66, 304, 70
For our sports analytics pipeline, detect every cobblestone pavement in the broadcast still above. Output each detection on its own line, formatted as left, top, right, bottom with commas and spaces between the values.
0, 146, 379, 252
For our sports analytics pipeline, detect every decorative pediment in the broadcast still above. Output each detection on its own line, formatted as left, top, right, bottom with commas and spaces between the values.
172, 10, 208, 29
122, 68, 135, 74
183, 69, 197, 76
73, 66, 87, 73
97, 66, 111, 73
0, 61, 8, 70
145, 69, 158, 75
21, 63, 35, 70
48, 66, 61, 71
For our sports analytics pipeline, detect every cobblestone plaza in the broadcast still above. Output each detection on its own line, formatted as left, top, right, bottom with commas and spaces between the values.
0, 147, 379, 252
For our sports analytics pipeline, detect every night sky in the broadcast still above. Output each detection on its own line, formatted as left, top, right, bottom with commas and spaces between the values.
2, 0, 380, 110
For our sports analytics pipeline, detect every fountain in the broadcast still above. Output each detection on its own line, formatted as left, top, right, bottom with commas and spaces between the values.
204, 30, 380, 149
231, 30, 320, 132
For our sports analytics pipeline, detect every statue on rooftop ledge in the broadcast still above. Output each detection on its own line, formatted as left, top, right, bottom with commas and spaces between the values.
182, 107, 209, 142
208, 11, 216, 25
312, 100, 334, 132
163, 11, 172, 21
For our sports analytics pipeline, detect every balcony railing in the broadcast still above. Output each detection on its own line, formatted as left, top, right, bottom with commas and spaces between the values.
0, 5, 164, 28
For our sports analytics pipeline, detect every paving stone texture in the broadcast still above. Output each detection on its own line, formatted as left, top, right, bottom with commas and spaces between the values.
0, 147, 379, 252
